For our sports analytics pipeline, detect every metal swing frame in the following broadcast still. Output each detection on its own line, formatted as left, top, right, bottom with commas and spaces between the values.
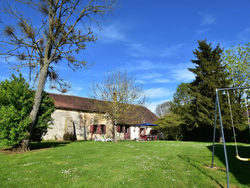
211, 86, 250, 188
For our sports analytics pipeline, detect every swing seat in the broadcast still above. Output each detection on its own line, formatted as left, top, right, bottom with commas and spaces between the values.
236, 155, 250, 162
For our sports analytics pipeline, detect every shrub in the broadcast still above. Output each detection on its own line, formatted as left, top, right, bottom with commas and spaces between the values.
63, 132, 76, 141
0, 74, 55, 148
154, 113, 183, 141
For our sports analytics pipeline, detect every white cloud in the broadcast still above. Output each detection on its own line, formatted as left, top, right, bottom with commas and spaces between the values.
126, 43, 152, 57
97, 23, 126, 43
159, 43, 185, 57
126, 60, 195, 84
45, 85, 85, 97
0, 56, 17, 64
136, 77, 172, 84
135, 79, 146, 84
196, 28, 210, 34
145, 101, 160, 114
67, 86, 85, 96
171, 68, 195, 82
237, 27, 250, 41
145, 99, 172, 113
139, 72, 163, 79
126, 42, 185, 58
150, 78, 172, 83
199, 13, 216, 25
126, 60, 171, 72
144, 88, 173, 99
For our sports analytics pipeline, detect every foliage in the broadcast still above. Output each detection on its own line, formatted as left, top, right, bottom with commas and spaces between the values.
0, 75, 54, 148
155, 101, 173, 117
154, 113, 183, 140
186, 40, 231, 134
31, 91, 55, 142
172, 82, 192, 116
222, 43, 249, 124
173, 83, 192, 106
223, 43, 250, 88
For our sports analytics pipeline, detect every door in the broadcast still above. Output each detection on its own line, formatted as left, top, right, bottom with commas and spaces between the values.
124, 126, 130, 140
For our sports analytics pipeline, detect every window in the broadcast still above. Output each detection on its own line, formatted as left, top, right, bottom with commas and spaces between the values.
93, 125, 98, 133
90, 125, 106, 134
125, 126, 129, 133
101, 125, 106, 134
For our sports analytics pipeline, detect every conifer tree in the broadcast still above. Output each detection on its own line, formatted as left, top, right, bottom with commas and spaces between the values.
186, 40, 231, 140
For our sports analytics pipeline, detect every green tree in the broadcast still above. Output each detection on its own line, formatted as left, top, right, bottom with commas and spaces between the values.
0, 0, 115, 149
223, 43, 250, 113
154, 113, 183, 140
223, 43, 250, 88
0, 75, 54, 150
186, 40, 231, 140
172, 83, 192, 116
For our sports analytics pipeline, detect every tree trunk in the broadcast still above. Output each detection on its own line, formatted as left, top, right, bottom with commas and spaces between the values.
113, 120, 117, 142
29, 62, 50, 140
13, 139, 30, 152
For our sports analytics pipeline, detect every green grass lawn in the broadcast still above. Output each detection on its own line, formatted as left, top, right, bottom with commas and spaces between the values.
0, 141, 250, 188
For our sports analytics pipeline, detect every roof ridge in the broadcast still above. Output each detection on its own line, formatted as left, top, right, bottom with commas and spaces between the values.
48, 92, 102, 102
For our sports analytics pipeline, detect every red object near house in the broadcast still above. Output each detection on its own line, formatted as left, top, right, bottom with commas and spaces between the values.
124, 126, 130, 140
97, 125, 101, 134
90, 125, 94, 133
116, 125, 120, 132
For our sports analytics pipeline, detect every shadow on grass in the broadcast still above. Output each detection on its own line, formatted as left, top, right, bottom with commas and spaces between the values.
29, 141, 70, 150
207, 144, 250, 186
177, 154, 224, 188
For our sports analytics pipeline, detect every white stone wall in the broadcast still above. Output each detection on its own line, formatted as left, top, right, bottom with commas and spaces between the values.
43, 109, 154, 141
43, 109, 113, 141
130, 126, 139, 140
130, 126, 152, 140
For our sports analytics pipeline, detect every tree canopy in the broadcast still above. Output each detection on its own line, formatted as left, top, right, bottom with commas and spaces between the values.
223, 43, 250, 88
0, 0, 115, 148
186, 40, 231, 140
0, 75, 54, 150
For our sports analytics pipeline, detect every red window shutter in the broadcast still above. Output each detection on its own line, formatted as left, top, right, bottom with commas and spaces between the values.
90, 125, 94, 133
103, 125, 106, 134
97, 125, 101, 134
116, 125, 120, 133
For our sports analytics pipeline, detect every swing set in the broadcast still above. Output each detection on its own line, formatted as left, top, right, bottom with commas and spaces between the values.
211, 86, 250, 188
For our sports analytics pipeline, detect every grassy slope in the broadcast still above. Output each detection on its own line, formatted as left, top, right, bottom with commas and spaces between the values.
0, 141, 249, 188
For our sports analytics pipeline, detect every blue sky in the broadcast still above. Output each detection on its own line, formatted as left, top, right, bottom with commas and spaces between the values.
0, 0, 250, 113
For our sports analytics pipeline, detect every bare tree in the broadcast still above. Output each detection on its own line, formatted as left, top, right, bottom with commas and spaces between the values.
91, 69, 146, 141
155, 101, 172, 117
0, 0, 115, 149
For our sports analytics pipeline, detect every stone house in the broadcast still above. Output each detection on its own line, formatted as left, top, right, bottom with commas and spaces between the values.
43, 93, 158, 141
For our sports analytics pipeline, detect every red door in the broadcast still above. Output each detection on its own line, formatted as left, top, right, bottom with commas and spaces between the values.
124, 126, 130, 140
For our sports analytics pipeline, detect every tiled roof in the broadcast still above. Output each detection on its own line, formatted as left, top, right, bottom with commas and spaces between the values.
48, 93, 158, 124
